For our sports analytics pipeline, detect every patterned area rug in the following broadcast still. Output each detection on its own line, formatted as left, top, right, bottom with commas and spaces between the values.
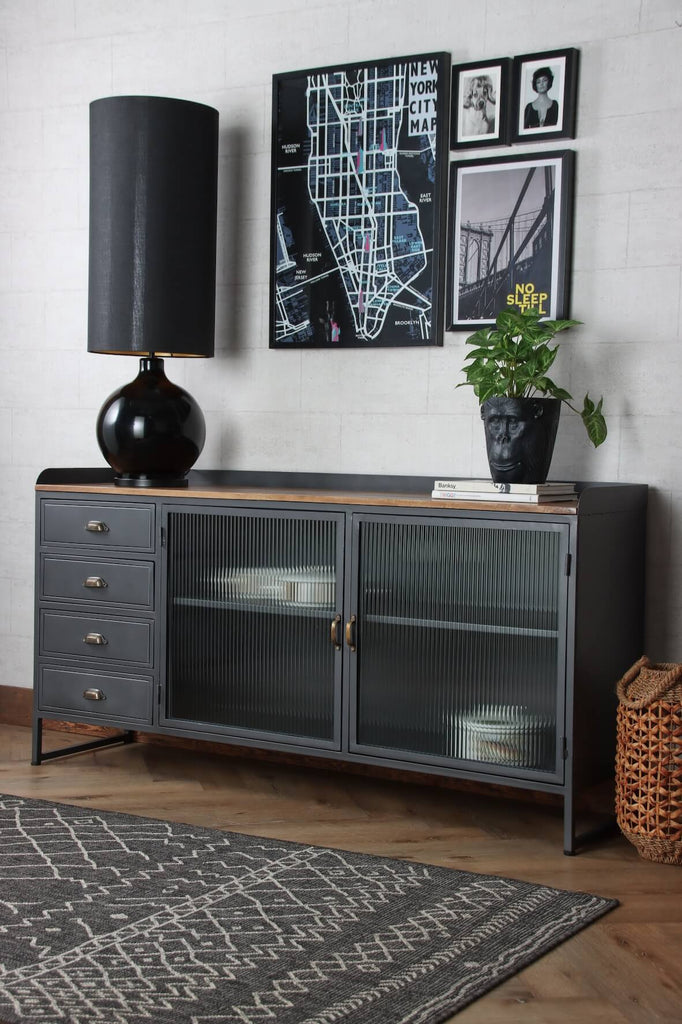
0, 794, 616, 1024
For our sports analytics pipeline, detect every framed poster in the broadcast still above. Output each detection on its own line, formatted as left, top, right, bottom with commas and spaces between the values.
511, 47, 579, 143
270, 52, 451, 348
450, 57, 511, 149
446, 150, 575, 330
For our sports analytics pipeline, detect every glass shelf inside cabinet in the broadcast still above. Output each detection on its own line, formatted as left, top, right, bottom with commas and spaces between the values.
175, 564, 336, 614
362, 613, 558, 638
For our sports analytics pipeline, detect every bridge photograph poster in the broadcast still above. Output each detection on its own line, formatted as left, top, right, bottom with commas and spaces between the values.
269, 53, 450, 348
446, 150, 575, 330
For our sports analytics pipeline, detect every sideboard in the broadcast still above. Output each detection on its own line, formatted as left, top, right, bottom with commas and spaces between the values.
32, 469, 647, 854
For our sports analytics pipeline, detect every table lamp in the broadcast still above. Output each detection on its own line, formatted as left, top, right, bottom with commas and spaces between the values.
88, 95, 219, 487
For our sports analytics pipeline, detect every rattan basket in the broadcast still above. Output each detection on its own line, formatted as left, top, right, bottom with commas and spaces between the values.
615, 656, 682, 865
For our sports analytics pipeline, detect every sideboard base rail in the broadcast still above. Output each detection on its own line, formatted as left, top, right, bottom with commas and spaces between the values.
31, 716, 135, 765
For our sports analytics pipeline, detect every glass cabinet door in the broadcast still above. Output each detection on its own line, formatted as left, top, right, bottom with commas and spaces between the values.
350, 514, 569, 779
163, 507, 344, 747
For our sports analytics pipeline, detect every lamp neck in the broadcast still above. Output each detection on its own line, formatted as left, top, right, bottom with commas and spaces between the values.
139, 355, 165, 375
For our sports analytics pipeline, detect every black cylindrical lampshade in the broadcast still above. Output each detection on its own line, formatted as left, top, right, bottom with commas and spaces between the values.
88, 95, 218, 357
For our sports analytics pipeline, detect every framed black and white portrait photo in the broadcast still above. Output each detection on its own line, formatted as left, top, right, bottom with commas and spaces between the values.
451, 58, 511, 149
511, 48, 579, 143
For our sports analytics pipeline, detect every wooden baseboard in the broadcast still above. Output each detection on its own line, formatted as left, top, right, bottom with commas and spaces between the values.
0, 685, 34, 728
0, 686, 120, 737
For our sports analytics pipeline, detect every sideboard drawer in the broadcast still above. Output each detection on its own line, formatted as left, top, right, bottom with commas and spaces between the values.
38, 665, 153, 724
41, 555, 154, 609
40, 611, 153, 666
42, 502, 154, 551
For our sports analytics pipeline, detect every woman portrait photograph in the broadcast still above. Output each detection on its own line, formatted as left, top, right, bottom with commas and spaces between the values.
523, 65, 559, 130
511, 48, 578, 142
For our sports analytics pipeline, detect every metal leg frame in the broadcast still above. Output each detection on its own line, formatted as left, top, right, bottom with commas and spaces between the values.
31, 716, 135, 766
563, 788, 618, 855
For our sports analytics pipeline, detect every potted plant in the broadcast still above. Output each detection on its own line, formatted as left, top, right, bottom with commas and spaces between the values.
459, 308, 607, 484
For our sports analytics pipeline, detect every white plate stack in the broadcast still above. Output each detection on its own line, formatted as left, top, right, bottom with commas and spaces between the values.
456, 704, 554, 768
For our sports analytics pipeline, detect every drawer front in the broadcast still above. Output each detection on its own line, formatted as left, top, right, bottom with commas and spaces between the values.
42, 556, 154, 609
38, 665, 153, 724
41, 611, 153, 666
42, 502, 154, 551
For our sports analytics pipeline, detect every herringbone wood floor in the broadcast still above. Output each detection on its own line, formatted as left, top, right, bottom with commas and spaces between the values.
1, 723, 680, 1023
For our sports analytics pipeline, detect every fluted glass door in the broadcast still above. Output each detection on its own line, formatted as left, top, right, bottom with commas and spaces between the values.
350, 514, 569, 779
163, 506, 344, 747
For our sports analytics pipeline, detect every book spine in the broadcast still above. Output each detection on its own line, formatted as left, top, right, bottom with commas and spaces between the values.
432, 489, 536, 502
432, 479, 573, 495
430, 490, 575, 503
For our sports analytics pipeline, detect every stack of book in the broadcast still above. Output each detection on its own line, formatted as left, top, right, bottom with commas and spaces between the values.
431, 479, 577, 503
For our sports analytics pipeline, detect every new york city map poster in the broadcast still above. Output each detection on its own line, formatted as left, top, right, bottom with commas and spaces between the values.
270, 52, 451, 348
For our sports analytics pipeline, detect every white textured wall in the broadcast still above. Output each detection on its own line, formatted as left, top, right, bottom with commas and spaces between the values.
1, 0, 681, 687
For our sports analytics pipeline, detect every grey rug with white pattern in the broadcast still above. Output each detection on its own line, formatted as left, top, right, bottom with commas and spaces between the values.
0, 794, 616, 1024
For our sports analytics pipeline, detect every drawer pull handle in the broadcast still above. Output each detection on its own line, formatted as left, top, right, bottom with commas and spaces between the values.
330, 614, 342, 651
83, 576, 107, 589
85, 520, 109, 533
83, 632, 107, 646
83, 688, 106, 701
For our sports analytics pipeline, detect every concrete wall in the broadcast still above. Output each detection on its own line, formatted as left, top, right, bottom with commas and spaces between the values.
2, 0, 681, 686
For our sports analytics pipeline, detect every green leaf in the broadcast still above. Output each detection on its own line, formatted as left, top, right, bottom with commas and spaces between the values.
495, 310, 525, 334
463, 346, 497, 362
581, 394, 607, 447
542, 318, 583, 334
464, 327, 495, 347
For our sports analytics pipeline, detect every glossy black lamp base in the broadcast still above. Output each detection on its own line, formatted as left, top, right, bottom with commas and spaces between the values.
96, 357, 206, 488
112, 474, 190, 489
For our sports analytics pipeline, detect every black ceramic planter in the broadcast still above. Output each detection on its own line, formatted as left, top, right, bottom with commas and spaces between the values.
481, 396, 561, 484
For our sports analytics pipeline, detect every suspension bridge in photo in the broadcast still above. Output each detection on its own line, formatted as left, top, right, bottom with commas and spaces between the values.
458, 165, 555, 320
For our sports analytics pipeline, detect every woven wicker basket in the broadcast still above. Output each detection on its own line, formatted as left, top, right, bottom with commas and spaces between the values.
615, 656, 682, 865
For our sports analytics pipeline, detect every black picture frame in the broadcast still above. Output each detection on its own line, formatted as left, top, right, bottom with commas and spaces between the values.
511, 47, 579, 143
450, 57, 511, 150
269, 52, 451, 348
446, 150, 575, 330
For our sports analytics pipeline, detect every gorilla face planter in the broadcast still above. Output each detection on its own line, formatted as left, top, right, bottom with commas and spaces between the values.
481, 396, 561, 484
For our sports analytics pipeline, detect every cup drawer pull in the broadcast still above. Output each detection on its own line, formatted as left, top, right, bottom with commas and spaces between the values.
85, 520, 109, 533
83, 576, 108, 589
83, 688, 106, 701
83, 632, 108, 646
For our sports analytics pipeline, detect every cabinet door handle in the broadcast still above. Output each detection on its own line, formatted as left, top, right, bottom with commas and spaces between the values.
83, 688, 106, 701
83, 576, 107, 589
85, 520, 109, 533
330, 614, 342, 650
345, 614, 357, 652
83, 632, 107, 646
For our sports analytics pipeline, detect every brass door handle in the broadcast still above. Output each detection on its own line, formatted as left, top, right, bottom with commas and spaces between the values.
83, 576, 107, 589
83, 632, 107, 646
345, 614, 357, 652
85, 520, 109, 533
330, 614, 342, 650
83, 688, 106, 701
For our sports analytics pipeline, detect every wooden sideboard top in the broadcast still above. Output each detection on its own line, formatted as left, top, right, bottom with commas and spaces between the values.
35, 469, 650, 516
35, 481, 578, 513
33, 468, 597, 514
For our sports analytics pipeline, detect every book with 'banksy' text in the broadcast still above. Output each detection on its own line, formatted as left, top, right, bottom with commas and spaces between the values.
433, 478, 576, 495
